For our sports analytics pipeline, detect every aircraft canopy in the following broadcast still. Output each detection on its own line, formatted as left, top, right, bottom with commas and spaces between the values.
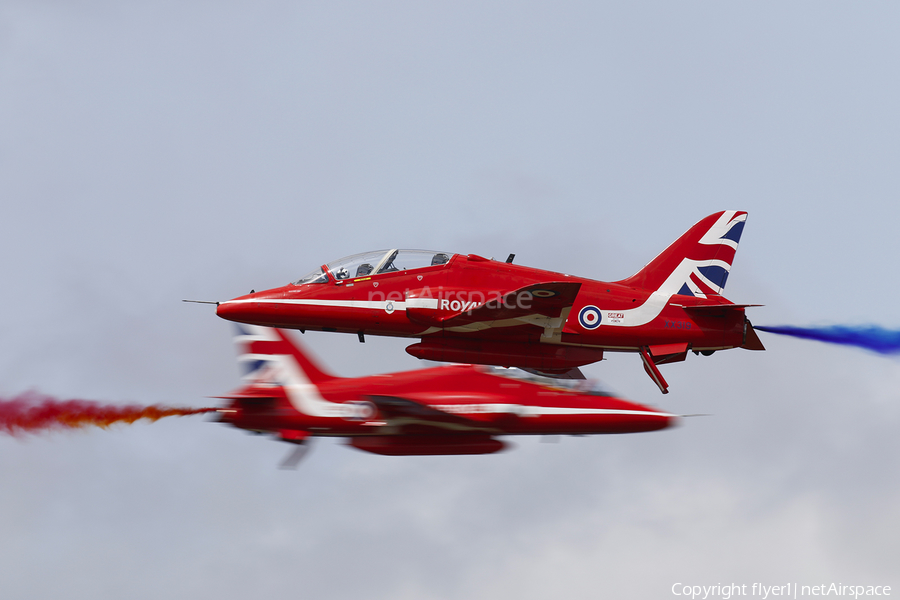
293, 249, 454, 285
481, 366, 615, 397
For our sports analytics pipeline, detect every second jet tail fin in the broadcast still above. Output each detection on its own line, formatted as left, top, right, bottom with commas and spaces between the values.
232, 324, 336, 386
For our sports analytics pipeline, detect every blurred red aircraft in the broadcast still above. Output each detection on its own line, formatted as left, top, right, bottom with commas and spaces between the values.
215, 211, 764, 393
215, 325, 675, 465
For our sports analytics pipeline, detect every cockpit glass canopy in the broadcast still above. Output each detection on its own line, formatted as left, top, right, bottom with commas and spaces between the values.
482, 366, 614, 397
292, 249, 453, 285
293, 267, 328, 285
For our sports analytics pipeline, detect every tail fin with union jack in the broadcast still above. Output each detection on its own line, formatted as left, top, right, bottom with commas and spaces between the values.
232, 324, 335, 386
616, 211, 747, 299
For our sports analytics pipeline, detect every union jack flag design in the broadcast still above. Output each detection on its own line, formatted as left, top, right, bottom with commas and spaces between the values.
672, 210, 746, 298
232, 324, 334, 385
599, 211, 748, 328
619, 210, 747, 299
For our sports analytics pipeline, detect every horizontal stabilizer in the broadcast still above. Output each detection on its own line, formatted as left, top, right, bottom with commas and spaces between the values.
213, 390, 279, 401
672, 303, 763, 311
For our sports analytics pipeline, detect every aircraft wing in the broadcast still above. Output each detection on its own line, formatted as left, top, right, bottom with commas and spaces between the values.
409, 281, 581, 329
366, 395, 506, 433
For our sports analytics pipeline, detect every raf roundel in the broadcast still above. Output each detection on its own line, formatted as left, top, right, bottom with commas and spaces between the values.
578, 305, 602, 330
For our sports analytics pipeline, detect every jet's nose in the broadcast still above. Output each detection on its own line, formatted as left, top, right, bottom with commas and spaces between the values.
628, 406, 679, 433
216, 298, 249, 323
216, 287, 295, 327
216, 294, 272, 326
657, 413, 678, 431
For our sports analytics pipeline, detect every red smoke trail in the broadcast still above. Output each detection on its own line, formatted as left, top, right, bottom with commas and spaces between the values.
0, 391, 216, 436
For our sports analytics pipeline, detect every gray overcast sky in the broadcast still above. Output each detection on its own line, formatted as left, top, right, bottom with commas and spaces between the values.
2, 2, 899, 598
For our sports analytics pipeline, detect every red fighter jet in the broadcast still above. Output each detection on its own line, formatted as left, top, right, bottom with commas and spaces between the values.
215, 211, 764, 394
215, 325, 675, 465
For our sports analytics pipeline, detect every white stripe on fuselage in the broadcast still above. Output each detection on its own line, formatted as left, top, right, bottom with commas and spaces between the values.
593, 258, 727, 327
221, 297, 439, 311
431, 403, 674, 418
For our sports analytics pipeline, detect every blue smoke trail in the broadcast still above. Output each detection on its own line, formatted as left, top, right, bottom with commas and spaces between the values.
755, 325, 900, 355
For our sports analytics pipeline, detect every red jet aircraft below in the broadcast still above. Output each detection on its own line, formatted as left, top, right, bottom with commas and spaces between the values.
214, 211, 764, 393
214, 325, 675, 465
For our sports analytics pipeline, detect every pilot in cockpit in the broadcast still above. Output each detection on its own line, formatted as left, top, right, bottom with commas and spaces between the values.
431, 253, 449, 266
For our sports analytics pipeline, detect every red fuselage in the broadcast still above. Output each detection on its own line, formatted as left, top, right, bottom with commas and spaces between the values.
217, 325, 675, 457
217, 253, 748, 370
214, 212, 762, 390
218, 362, 675, 456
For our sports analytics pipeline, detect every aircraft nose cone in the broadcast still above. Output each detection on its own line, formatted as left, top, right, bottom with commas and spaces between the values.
646, 410, 677, 431
658, 413, 678, 430
217, 298, 261, 325
216, 291, 291, 327
216, 299, 240, 322
629, 407, 678, 433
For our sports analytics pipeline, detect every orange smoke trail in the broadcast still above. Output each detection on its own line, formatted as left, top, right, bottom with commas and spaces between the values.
0, 391, 216, 436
